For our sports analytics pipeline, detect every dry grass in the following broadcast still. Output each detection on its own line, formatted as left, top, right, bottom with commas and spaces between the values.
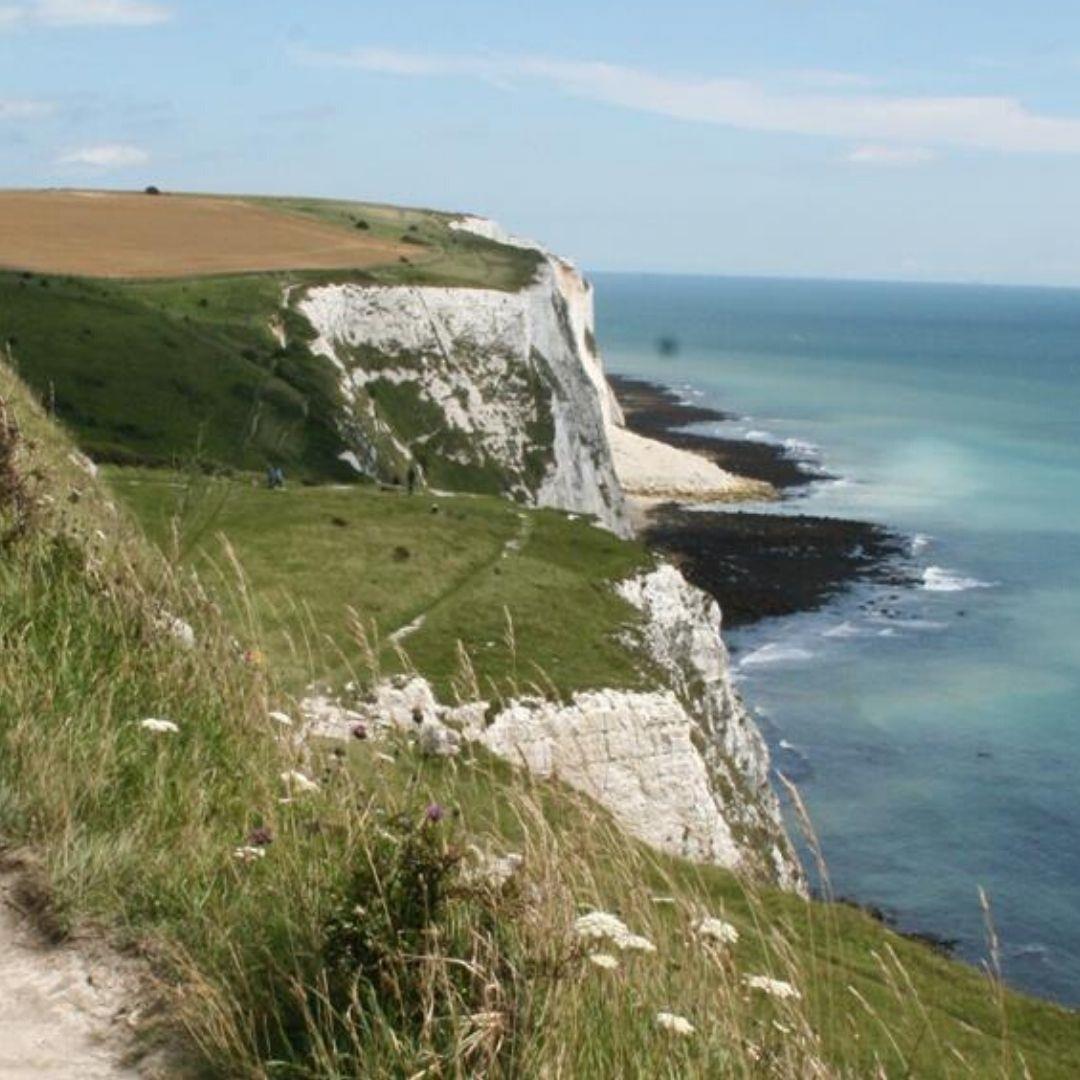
0, 190, 412, 278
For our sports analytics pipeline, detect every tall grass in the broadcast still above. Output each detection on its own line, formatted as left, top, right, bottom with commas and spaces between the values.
1, 370, 1077, 1077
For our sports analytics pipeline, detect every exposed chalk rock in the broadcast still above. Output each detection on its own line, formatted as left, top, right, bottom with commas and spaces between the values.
302, 567, 802, 891
295, 231, 629, 534
617, 564, 802, 891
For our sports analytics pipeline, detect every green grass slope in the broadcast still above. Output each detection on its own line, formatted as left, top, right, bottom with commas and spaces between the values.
0, 270, 355, 477
109, 468, 654, 697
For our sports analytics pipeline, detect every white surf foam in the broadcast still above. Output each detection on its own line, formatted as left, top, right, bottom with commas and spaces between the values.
740, 643, 815, 667
744, 429, 776, 443
922, 566, 994, 593
911, 533, 933, 555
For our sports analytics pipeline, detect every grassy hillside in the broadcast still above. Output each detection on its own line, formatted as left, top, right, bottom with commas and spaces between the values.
109, 468, 654, 697
2, 361, 1078, 1077
252, 195, 542, 291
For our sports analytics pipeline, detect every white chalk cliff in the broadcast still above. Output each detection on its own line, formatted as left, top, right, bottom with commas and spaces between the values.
302, 562, 802, 891
296, 222, 629, 534
295, 215, 801, 889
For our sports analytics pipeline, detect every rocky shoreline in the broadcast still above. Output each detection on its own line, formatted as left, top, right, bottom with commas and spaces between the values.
609, 375, 911, 627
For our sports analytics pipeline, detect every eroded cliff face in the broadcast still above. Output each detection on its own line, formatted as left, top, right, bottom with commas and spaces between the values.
294, 225, 628, 534
302, 562, 803, 893
292, 215, 799, 889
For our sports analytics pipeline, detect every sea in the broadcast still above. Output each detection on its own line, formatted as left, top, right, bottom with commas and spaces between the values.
593, 273, 1080, 1005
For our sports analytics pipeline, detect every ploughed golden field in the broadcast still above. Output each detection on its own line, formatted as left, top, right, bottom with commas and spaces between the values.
0, 190, 411, 278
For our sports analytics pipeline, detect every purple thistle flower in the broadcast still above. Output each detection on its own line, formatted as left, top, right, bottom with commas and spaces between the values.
247, 826, 273, 847
351, 722, 368, 741
424, 802, 445, 824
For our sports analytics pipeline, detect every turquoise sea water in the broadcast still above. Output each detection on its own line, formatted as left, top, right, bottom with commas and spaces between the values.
593, 273, 1080, 1005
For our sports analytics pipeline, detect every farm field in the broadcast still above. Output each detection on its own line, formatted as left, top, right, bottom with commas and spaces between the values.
0, 190, 412, 278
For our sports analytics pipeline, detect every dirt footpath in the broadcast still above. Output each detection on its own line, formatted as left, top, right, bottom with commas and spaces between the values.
0, 870, 145, 1079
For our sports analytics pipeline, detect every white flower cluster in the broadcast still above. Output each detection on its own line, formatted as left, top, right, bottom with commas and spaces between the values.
280, 770, 319, 794
695, 916, 740, 946
574, 911, 656, 954
139, 718, 179, 734
587, 952, 619, 970
655, 1011, 695, 1036
744, 974, 802, 1001
232, 846, 266, 863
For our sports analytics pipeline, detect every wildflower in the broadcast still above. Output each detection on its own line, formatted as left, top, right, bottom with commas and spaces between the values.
280, 770, 319, 794
243, 648, 264, 667
246, 826, 273, 847
744, 974, 802, 1001
587, 952, 619, 970
268, 710, 292, 727
573, 911, 655, 953
232, 846, 265, 863
351, 721, 368, 740
620, 934, 657, 954
139, 718, 179, 734
425, 802, 445, 824
655, 1011, 695, 1036
574, 911, 632, 942
695, 916, 739, 946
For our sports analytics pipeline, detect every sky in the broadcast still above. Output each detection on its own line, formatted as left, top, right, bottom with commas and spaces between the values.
4, 0, 1080, 285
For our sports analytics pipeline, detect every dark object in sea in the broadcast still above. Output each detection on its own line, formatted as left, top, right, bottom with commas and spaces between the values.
657, 335, 679, 357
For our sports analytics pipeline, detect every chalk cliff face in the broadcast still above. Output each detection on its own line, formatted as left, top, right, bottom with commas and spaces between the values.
294, 215, 800, 889
302, 561, 802, 892
294, 224, 628, 534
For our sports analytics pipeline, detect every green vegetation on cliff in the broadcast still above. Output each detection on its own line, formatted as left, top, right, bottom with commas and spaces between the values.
2, 360, 1079, 1078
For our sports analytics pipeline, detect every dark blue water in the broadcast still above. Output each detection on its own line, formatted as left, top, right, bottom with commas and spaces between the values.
594, 273, 1080, 1004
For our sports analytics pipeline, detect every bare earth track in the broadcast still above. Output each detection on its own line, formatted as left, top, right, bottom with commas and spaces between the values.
0, 868, 144, 1078
0, 191, 411, 278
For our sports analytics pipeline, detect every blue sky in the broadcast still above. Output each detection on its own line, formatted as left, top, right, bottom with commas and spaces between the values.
4, 0, 1080, 284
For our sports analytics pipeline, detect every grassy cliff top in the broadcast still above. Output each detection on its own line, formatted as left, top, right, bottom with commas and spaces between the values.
0, 189, 542, 290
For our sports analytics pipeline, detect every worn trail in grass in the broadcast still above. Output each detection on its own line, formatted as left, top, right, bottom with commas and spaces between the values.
110, 470, 654, 698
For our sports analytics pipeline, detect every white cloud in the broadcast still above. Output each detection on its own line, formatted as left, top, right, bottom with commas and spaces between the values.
303, 47, 1080, 156
0, 98, 53, 118
847, 144, 936, 166
1, 0, 172, 26
58, 142, 149, 168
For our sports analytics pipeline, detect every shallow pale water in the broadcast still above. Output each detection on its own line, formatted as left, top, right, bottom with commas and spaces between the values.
594, 273, 1080, 1004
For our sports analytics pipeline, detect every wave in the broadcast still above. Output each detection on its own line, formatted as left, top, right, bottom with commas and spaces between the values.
783, 437, 821, 459
922, 566, 994, 593
744, 429, 776, 443
740, 643, 815, 667
823, 621, 865, 639
910, 533, 933, 555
